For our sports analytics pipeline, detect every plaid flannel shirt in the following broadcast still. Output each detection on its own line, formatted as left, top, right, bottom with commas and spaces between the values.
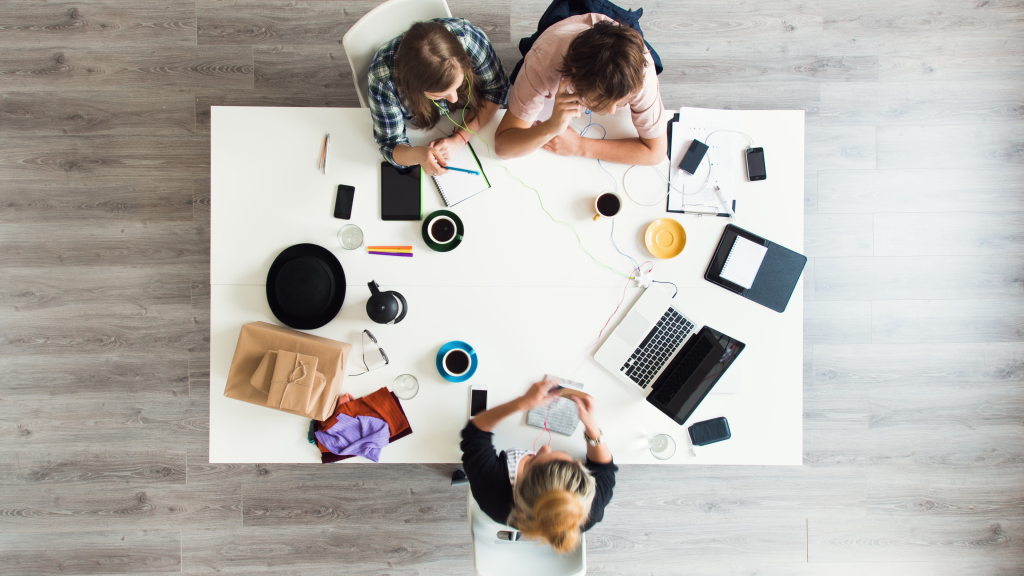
368, 18, 509, 167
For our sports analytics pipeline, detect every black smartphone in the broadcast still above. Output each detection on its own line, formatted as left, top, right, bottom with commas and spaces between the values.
688, 416, 731, 446
333, 184, 355, 219
470, 386, 487, 417
380, 162, 421, 221
679, 139, 709, 175
746, 147, 767, 181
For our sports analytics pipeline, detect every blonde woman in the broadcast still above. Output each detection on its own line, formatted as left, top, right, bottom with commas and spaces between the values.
460, 379, 617, 553
368, 18, 508, 176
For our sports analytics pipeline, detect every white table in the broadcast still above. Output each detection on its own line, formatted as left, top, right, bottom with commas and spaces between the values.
210, 106, 805, 464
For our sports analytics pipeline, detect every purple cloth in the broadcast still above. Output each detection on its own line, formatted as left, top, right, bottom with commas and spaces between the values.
314, 414, 391, 462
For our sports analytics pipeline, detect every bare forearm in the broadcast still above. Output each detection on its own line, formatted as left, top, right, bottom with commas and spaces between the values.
471, 397, 525, 432
390, 144, 420, 167
455, 100, 499, 140
579, 136, 664, 166
494, 119, 562, 159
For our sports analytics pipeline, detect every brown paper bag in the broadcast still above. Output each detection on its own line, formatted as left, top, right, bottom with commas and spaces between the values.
225, 322, 351, 420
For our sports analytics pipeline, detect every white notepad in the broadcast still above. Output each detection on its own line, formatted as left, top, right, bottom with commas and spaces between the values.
720, 236, 768, 289
432, 142, 490, 206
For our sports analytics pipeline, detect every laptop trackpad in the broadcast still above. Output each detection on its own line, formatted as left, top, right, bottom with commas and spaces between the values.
616, 312, 652, 345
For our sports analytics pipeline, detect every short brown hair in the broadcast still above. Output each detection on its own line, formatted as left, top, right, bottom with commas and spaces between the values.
395, 21, 481, 128
559, 21, 647, 111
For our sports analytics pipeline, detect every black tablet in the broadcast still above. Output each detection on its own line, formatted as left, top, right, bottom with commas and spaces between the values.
380, 162, 421, 221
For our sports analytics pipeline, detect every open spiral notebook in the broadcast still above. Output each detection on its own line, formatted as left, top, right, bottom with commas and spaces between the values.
720, 236, 768, 289
432, 142, 490, 206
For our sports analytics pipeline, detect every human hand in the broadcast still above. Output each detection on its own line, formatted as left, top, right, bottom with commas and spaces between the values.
438, 132, 469, 152
570, 394, 600, 436
430, 135, 465, 163
417, 145, 447, 176
545, 77, 582, 134
541, 126, 583, 157
517, 378, 561, 411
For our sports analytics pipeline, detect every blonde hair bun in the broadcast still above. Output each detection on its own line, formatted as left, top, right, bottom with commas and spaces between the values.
510, 460, 596, 554
528, 489, 586, 553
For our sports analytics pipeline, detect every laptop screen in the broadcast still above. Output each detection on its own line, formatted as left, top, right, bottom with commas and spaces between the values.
646, 326, 745, 425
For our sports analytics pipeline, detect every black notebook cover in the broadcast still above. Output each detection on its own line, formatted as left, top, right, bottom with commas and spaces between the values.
705, 224, 807, 313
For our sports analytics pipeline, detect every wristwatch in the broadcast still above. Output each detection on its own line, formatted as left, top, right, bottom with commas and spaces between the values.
584, 429, 603, 447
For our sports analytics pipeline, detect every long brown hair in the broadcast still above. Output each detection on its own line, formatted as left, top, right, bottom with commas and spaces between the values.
559, 21, 647, 112
394, 21, 481, 129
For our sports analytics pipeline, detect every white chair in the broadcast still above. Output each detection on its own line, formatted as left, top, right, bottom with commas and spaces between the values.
468, 495, 586, 576
342, 0, 453, 107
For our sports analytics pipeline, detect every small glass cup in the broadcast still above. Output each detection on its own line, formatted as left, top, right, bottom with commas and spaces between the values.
337, 223, 363, 250
648, 433, 676, 460
391, 374, 419, 400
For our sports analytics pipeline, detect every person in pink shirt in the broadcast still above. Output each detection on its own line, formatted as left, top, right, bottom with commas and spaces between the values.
495, 14, 666, 165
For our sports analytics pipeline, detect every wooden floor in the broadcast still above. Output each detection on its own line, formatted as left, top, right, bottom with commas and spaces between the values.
1, 0, 1022, 574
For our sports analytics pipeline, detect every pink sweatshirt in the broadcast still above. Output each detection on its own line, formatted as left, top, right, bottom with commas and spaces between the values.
506, 13, 665, 139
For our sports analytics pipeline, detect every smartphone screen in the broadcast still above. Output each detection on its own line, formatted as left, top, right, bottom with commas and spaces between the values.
470, 388, 487, 416
334, 184, 355, 219
380, 162, 421, 220
688, 416, 731, 446
746, 147, 766, 181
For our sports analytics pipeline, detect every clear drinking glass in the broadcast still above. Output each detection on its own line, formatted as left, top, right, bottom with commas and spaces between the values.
390, 374, 419, 400
337, 223, 363, 250
648, 433, 676, 460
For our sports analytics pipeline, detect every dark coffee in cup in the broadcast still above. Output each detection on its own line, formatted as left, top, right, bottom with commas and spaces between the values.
429, 216, 457, 244
596, 192, 621, 217
443, 348, 471, 376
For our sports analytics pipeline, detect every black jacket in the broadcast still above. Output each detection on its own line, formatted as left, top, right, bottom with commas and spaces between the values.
460, 421, 618, 530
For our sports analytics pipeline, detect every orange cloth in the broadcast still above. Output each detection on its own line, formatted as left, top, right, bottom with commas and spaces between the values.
316, 387, 412, 463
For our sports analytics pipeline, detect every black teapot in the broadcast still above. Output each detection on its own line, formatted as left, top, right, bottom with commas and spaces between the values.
366, 280, 408, 324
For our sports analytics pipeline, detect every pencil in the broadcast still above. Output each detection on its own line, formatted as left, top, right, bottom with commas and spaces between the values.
319, 134, 329, 173
366, 246, 413, 251
368, 251, 414, 257
444, 166, 480, 175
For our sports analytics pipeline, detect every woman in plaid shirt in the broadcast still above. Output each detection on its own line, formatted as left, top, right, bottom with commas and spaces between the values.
368, 18, 509, 175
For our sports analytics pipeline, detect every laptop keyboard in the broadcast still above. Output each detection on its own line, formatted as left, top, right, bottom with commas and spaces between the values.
620, 308, 695, 388
649, 334, 714, 406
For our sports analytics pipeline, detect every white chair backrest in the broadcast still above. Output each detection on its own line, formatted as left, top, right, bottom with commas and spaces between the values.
468, 496, 586, 576
342, 0, 453, 107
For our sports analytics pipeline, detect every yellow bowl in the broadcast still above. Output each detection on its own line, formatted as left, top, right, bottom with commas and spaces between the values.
644, 218, 686, 259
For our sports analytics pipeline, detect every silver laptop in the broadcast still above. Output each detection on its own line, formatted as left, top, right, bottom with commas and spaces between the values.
594, 286, 746, 425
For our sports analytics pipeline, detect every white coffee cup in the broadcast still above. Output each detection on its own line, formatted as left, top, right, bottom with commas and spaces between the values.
441, 348, 472, 377
427, 215, 458, 244
593, 192, 622, 220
